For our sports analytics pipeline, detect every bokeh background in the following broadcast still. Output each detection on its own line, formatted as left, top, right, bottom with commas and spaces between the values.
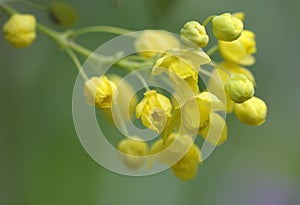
1, 0, 300, 204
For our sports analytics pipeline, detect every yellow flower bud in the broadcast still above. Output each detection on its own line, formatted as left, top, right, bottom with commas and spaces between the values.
180, 21, 209, 48
171, 142, 202, 181
3, 14, 36, 48
212, 13, 243, 41
84, 76, 117, 109
219, 30, 257, 66
134, 30, 180, 58
117, 137, 149, 170
234, 97, 267, 126
163, 133, 194, 164
136, 90, 172, 133
225, 74, 254, 103
149, 133, 202, 180
199, 113, 228, 146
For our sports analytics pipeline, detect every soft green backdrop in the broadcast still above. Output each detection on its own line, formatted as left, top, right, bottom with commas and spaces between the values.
1, 0, 299, 205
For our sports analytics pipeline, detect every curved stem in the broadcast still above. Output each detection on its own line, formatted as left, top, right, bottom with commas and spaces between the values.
65, 48, 89, 81
202, 15, 216, 27
70, 26, 137, 37
206, 45, 219, 56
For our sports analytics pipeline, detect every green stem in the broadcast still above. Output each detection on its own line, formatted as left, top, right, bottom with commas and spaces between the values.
0, 3, 148, 77
36, 23, 67, 46
135, 72, 150, 91
202, 15, 216, 27
206, 45, 219, 56
0, 3, 17, 15
65, 48, 89, 81
70, 26, 137, 37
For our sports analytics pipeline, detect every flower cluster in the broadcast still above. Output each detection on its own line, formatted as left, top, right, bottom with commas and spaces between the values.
82, 12, 267, 180
0, 3, 267, 181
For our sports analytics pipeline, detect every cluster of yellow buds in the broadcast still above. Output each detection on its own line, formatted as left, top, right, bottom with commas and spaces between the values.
1, 2, 268, 181
80, 11, 268, 181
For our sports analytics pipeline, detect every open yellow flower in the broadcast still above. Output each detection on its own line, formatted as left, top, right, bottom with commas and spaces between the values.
181, 94, 211, 134
136, 90, 172, 133
219, 30, 257, 66
152, 49, 211, 96
134, 30, 180, 58
84, 76, 117, 109
3, 14, 36, 48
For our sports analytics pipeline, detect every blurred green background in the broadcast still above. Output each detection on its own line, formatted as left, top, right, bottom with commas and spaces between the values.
1, 0, 299, 204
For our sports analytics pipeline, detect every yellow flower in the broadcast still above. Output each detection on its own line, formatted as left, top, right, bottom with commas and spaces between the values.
219, 30, 257, 66
3, 14, 36, 48
170, 135, 202, 181
234, 96, 267, 126
199, 113, 228, 146
163, 133, 194, 164
136, 90, 172, 133
180, 21, 209, 48
212, 13, 243, 41
84, 76, 117, 109
149, 133, 202, 181
134, 30, 180, 58
225, 74, 255, 103
181, 94, 211, 134
152, 49, 211, 96
117, 137, 149, 170
208, 62, 256, 113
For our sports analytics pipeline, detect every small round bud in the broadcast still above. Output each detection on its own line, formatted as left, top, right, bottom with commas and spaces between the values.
225, 74, 254, 103
180, 21, 209, 48
212, 13, 243, 41
117, 137, 149, 170
48, 1, 78, 26
3, 14, 36, 48
84, 76, 117, 109
234, 97, 267, 126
